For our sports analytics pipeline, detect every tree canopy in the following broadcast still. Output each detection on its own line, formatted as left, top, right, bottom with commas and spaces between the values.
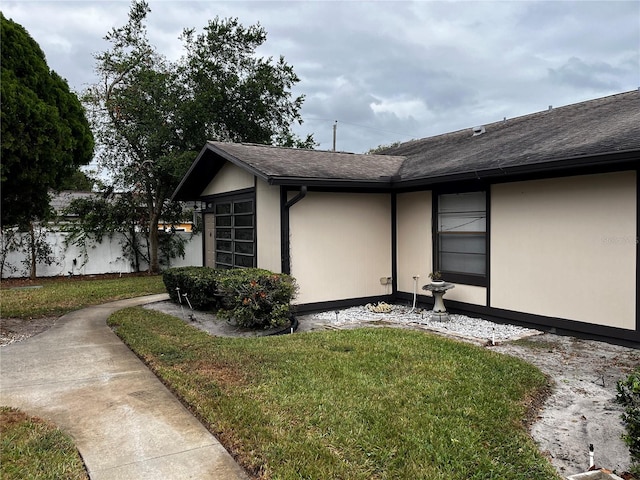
1, 13, 94, 228
82, 0, 315, 273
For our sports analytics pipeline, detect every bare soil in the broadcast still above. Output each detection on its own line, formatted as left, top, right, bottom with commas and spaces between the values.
494, 335, 639, 478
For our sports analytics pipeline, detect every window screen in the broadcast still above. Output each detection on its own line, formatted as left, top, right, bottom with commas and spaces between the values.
437, 191, 486, 278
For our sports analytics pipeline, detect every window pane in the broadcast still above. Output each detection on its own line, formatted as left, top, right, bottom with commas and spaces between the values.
439, 192, 485, 213
235, 229, 253, 241
439, 234, 485, 254
216, 215, 232, 226
439, 252, 486, 275
438, 212, 486, 232
234, 200, 253, 214
235, 215, 253, 227
216, 228, 232, 239
234, 254, 254, 268
215, 203, 231, 215
216, 240, 232, 252
216, 252, 232, 265
234, 241, 254, 255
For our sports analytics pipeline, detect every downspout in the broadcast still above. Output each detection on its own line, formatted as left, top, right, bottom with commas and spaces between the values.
281, 186, 308, 274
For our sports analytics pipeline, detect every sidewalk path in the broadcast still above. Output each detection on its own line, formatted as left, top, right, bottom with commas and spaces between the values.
0, 295, 249, 480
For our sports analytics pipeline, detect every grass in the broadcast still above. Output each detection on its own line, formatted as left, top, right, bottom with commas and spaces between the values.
0, 274, 165, 318
109, 307, 561, 480
0, 407, 88, 480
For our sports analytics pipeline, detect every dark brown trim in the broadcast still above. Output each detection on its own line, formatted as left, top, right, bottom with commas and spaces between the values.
391, 192, 398, 295
636, 168, 639, 335
444, 301, 640, 347
292, 295, 395, 315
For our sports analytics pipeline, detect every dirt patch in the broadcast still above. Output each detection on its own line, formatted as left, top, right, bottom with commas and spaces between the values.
0, 317, 59, 346
494, 335, 639, 478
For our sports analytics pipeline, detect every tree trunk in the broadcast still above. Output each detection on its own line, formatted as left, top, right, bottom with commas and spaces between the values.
148, 215, 160, 274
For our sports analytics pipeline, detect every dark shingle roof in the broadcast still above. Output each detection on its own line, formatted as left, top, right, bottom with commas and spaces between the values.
173, 91, 639, 200
207, 141, 406, 182
382, 90, 640, 182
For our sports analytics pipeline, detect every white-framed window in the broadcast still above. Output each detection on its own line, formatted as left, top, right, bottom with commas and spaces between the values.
436, 191, 487, 285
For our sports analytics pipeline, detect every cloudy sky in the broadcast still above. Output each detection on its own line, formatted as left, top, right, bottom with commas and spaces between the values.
3, 0, 639, 154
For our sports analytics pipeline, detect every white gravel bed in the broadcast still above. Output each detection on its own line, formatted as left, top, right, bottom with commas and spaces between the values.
307, 303, 541, 343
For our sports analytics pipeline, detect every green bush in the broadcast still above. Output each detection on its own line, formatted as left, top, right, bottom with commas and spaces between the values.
162, 266, 222, 310
162, 267, 297, 329
216, 268, 297, 329
616, 367, 640, 476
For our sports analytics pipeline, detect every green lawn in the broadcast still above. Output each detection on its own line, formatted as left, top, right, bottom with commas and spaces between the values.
0, 407, 88, 480
0, 274, 165, 318
109, 307, 560, 480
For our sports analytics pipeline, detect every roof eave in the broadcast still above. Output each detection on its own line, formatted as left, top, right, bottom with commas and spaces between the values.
268, 176, 398, 189
396, 149, 639, 189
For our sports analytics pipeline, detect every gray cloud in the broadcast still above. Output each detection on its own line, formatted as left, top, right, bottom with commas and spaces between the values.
3, 0, 639, 153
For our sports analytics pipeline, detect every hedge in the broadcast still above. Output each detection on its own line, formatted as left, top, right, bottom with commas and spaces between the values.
162, 266, 223, 310
162, 267, 297, 329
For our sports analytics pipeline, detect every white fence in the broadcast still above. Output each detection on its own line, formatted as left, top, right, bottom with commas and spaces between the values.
1, 230, 203, 279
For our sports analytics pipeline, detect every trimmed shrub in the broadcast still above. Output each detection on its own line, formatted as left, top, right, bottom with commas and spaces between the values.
616, 367, 640, 477
162, 266, 222, 310
216, 268, 297, 329
162, 266, 297, 329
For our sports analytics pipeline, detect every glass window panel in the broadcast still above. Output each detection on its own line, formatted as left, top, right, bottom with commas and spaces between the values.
234, 200, 253, 214
234, 241, 254, 255
234, 255, 254, 268
234, 215, 253, 227
439, 252, 486, 275
438, 212, 486, 232
216, 228, 232, 239
439, 234, 485, 255
438, 192, 486, 214
216, 240, 232, 252
235, 229, 253, 241
216, 215, 232, 226
437, 191, 487, 278
215, 203, 231, 215
216, 252, 232, 265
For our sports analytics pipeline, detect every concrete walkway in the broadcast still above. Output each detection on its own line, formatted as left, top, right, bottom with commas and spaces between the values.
0, 295, 249, 480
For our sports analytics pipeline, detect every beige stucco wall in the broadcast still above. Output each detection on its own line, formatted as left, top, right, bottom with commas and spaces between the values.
256, 181, 281, 272
395, 191, 487, 306
396, 191, 433, 293
201, 162, 255, 196
490, 171, 637, 329
289, 192, 392, 305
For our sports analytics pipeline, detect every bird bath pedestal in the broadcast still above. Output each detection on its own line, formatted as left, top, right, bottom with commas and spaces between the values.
422, 282, 455, 321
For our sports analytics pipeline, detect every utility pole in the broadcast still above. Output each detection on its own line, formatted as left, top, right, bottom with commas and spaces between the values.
332, 120, 337, 151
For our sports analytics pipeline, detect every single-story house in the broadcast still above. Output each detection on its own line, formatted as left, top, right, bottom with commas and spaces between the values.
173, 90, 640, 343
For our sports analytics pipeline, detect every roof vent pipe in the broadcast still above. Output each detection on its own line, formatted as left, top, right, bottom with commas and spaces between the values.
472, 125, 486, 136
548, 105, 553, 111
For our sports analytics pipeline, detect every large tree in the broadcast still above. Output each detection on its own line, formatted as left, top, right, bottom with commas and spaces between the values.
1, 14, 94, 278
83, 0, 314, 274
1, 14, 94, 227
